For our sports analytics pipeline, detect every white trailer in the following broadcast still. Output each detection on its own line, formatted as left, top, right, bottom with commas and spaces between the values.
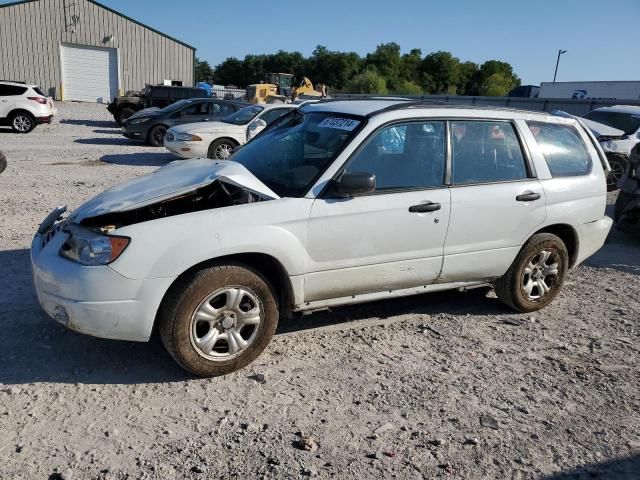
539, 81, 640, 100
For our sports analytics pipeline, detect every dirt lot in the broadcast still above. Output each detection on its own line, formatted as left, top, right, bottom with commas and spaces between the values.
0, 103, 639, 480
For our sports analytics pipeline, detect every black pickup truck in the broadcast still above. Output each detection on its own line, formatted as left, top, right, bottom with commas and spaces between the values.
107, 85, 208, 125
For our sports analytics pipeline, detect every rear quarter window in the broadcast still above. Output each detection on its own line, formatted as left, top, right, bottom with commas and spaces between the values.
527, 121, 592, 177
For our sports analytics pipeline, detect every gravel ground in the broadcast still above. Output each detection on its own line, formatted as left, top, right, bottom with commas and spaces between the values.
0, 103, 639, 480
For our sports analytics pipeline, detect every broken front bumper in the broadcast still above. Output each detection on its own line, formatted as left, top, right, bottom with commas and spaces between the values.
31, 225, 174, 342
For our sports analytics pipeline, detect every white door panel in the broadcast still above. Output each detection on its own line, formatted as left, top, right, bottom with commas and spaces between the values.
305, 189, 451, 301
441, 181, 546, 282
0, 95, 13, 118
61, 44, 118, 103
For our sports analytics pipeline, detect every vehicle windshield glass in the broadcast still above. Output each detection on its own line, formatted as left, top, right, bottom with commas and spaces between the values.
231, 111, 364, 197
584, 111, 640, 135
158, 99, 192, 114
222, 105, 264, 125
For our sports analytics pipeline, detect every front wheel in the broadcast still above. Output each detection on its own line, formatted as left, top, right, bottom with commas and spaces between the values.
207, 139, 236, 160
10, 112, 35, 133
159, 264, 279, 377
148, 125, 168, 147
116, 107, 135, 126
495, 233, 569, 312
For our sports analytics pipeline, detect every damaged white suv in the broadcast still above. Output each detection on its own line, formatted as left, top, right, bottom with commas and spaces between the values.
31, 100, 613, 376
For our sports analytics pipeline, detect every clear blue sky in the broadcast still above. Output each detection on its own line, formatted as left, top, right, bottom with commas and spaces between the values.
4, 0, 639, 84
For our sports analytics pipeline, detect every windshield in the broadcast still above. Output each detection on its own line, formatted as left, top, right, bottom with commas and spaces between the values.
584, 110, 640, 135
223, 105, 264, 125
230, 111, 365, 197
158, 99, 192, 114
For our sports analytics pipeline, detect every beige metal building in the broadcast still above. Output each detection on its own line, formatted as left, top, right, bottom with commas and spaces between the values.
0, 0, 195, 102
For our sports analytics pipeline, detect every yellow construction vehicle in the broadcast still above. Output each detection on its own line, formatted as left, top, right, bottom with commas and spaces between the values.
245, 73, 326, 104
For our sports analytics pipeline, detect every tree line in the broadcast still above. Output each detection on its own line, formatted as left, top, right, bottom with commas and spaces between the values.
195, 43, 521, 97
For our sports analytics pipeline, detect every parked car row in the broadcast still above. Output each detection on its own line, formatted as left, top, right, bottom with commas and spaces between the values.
32, 100, 614, 376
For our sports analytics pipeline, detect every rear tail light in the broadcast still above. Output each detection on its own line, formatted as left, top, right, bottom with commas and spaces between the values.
28, 96, 48, 105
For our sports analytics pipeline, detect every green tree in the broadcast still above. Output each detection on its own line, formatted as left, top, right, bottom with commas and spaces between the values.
194, 57, 214, 83
400, 48, 423, 83
477, 60, 520, 95
420, 51, 460, 94
456, 61, 480, 95
394, 80, 422, 95
365, 43, 403, 90
213, 57, 245, 86
307, 46, 362, 90
345, 68, 388, 94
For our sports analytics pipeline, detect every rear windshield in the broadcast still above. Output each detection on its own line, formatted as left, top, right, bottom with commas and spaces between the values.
584, 111, 640, 135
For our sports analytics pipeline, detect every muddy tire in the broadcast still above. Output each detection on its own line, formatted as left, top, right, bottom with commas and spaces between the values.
158, 263, 279, 377
148, 125, 168, 147
495, 233, 569, 313
614, 191, 633, 225
606, 154, 627, 192
207, 139, 236, 160
116, 107, 135, 126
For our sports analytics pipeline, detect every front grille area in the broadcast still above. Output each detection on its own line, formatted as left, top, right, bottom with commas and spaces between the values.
42, 222, 62, 248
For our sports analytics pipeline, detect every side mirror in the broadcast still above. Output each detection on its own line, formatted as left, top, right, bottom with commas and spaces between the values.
248, 118, 267, 132
335, 171, 376, 197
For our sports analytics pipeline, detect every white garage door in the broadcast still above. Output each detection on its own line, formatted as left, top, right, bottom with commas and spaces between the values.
60, 44, 118, 103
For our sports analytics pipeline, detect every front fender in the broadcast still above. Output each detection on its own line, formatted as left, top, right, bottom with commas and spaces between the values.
109, 198, 312, 281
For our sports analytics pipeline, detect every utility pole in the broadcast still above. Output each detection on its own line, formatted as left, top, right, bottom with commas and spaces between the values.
553, 49, 567, 83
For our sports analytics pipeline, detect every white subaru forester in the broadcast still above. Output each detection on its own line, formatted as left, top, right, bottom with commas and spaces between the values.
31, 100, 613, 376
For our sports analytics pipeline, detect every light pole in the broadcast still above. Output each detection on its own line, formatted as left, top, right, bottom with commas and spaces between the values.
553, 49, 567, 83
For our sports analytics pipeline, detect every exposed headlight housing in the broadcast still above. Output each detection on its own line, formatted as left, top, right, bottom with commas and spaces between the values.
175, 133, 202, 141
128, 117, 151, 124
60, 225, 130, 266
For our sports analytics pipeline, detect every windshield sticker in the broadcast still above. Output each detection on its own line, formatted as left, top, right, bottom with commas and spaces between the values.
318, 117, 360, 131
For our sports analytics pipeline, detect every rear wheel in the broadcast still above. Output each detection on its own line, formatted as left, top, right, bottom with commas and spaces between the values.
10, 111, 35, 133
207, 139, 236, 160
495, 233, 568, 312
606, 154, 627, 191
159, 264, 279, 377
148, 125, 168, 147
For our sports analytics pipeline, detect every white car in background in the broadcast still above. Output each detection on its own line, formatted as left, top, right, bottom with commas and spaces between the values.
164, 104, 296, 160
584, 106, 640, 189
0, 81, 56, 133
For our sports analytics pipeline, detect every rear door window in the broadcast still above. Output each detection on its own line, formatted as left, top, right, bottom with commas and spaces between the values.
451, 121, 528, 184
527, 121, 592, 177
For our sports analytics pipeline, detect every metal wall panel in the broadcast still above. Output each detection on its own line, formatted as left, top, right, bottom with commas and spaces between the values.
0, 0, 195, 101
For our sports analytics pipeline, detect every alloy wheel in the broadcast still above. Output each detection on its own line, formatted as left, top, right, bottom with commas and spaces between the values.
189, 286, 263, 361
522, 249, 560, 300
215, 143, 233, 160
607, 159, 625, 189
13, 115, 32, 132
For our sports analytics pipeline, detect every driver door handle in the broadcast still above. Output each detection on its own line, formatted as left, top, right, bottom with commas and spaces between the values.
516, 192, 541, 202
409, 202, 441, 213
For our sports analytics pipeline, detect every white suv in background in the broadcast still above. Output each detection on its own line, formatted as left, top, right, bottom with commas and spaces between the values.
0, 81, 56, 133
584, 105, 640, 188
31, 100, 612, 376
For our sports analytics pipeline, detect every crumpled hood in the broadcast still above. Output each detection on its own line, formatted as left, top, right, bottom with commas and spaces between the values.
552, 110, 625, 138
169, 121, 245, 135
69, 159, 279, 222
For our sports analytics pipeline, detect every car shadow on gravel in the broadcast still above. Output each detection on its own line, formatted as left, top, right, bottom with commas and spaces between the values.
75, 138, 135, 146
586, 227, 640, 276
60, 119, 117, 128
0, 248, 188, 385
543, 453, 640, 479
277, 286, 507, 335
100, 153, 178, 167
